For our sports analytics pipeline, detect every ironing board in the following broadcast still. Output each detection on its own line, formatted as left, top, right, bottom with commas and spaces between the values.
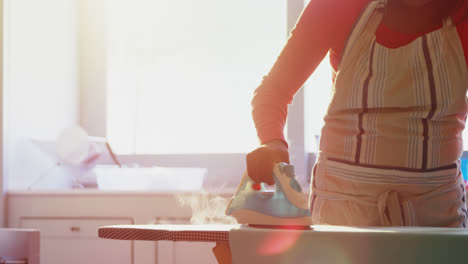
99, 224, 468, 264
98, 224, 237, 264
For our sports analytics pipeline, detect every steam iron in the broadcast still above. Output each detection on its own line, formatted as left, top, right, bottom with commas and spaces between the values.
226, 162, 312, 228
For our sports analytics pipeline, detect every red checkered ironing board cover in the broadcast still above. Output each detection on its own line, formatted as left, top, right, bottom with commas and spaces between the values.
98, 224, 238, 243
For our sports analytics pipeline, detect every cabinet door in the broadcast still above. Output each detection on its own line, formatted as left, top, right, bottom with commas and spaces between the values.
154, 217, 219, 264
157, 241, 219, 264
174, 242, 218, 264
21, 218, 133, 264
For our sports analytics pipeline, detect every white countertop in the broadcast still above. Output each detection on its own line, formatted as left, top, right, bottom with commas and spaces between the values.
7, 188, 237, 196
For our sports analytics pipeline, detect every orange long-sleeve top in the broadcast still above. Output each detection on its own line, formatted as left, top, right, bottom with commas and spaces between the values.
251, 0, 468, 146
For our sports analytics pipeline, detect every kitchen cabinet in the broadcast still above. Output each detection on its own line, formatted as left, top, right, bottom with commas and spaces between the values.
20, 217, 133, 264
153, 241, 218, 264
174, 242, 218, 264
153, 216, 218, 264
7, 190, 234, 264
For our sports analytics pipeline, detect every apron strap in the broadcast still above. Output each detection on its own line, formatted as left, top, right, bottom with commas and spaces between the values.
377, 190, 404, 226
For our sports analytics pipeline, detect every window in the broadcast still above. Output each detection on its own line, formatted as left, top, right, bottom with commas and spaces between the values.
83, 0, 333, 186
304, 54, 332, 153
106, 0, 288, 154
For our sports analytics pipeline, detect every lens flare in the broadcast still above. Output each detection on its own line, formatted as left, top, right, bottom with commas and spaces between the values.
256, 221, 307, 256
257, 229, 302, 255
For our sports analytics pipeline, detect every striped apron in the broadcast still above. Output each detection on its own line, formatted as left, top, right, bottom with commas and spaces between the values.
311, 0, 468, 227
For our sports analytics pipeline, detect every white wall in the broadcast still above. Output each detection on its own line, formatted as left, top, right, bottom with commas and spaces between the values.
1, 0, 5, 226
4, 0, 78, 190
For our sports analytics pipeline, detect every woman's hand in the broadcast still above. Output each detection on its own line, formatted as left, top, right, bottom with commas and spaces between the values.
246, 139, 289, 185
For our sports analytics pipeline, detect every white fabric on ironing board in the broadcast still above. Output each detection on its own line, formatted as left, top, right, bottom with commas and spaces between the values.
311, 0, 468, 227
229, 225, 468, 264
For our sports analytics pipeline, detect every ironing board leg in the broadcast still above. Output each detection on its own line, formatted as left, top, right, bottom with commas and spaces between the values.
212, 242, 232, 264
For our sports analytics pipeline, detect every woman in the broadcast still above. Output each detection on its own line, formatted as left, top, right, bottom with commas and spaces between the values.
247, 0, 468, 227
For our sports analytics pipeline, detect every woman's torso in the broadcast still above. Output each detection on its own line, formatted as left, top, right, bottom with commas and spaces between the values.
251, 0, 468, 153
320, 0, 468, 169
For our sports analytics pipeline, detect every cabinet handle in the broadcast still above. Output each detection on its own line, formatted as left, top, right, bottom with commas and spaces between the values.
70, 226, 81, 232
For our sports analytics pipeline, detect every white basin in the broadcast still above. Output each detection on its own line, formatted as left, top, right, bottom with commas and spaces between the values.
94, 166, 207, 191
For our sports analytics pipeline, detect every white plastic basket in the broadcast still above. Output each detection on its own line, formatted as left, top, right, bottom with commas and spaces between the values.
94, 166, 207, 191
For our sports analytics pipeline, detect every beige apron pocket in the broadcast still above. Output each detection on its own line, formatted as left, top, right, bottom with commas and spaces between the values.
311, 191, 381, 226
311, 196, 352, 225
411, 178, 467, 227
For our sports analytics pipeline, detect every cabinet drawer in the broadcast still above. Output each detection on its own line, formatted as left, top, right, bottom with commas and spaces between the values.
20, 218, 132, 238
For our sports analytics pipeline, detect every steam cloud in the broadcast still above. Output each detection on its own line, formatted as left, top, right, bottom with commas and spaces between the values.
177, 192, 237, 225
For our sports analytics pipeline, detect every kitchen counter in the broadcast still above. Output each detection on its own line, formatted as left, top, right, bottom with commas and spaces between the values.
7, 188, 238, 196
